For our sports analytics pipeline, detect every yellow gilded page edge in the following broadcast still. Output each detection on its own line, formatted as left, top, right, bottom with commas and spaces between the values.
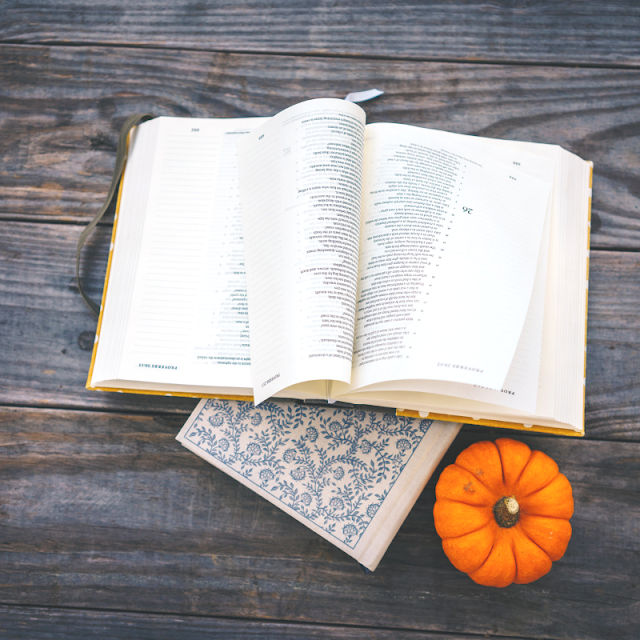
90, 386, 253, 401
84, 136, 255, 402
395, 410, 584, 437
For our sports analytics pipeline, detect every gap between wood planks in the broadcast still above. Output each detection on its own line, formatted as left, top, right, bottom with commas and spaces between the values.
3, 39, 640, 71
0, 602, 526, 640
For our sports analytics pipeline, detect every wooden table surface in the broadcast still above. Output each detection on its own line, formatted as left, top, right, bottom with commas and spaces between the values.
1, 2, 639, 638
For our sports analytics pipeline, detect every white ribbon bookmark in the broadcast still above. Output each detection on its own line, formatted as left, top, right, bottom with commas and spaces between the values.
344, 88, 385, 103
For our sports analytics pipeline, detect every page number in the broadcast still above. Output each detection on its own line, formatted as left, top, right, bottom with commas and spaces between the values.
463, 206, 473, 214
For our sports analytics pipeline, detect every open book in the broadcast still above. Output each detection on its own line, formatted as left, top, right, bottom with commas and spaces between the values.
87, 98, 592, 436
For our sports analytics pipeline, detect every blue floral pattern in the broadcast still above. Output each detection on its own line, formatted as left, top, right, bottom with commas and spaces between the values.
182, 399, 433, 549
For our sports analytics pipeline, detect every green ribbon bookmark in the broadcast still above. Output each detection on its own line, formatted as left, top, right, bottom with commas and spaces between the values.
76, 113, 156, 316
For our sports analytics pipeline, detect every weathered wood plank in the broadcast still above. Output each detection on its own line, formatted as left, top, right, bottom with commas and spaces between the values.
0, 221, 639, 439
1, 1, 639, 67
0, 406, 637, 639
0, 606, 514, 640
1, 44, 639, 249
586, 252, 640, 440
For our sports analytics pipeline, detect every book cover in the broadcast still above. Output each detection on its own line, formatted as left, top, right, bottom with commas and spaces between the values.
176, 398, 461, 570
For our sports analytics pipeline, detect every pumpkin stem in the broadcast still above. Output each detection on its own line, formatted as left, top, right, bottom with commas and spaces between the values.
493, 495, 520, 528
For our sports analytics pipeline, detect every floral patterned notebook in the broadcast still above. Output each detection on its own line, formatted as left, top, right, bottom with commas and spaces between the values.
177, 399, 460, 570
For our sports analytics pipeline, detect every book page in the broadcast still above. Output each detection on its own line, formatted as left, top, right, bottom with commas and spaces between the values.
356, 207, 549, 414
335, 137, 556, 414
116, 117, 266, 389
237, 99, 366, 404
90, 119, 161, 386
345, 123, 552, 394
335, 149, 591, 435
412, 138, 590, 431
177, 398, 461, 570
383, 135, 562, 419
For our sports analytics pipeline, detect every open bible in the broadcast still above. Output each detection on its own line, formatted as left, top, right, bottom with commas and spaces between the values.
87, 98, 592, 436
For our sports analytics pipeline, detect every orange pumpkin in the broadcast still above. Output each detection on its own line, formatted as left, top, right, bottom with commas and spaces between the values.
433, 438, 573, 587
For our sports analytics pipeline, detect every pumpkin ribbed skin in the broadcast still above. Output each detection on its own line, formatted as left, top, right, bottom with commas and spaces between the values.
434, 438, 573, 587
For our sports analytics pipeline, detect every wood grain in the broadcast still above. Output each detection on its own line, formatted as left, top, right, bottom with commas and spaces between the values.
1, 1, 639, 66
584, 252, 640, 439
0, 606, 524, 640
0, 406, 637, 639
1, 44, 639, 249
0, 221, 639, 439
